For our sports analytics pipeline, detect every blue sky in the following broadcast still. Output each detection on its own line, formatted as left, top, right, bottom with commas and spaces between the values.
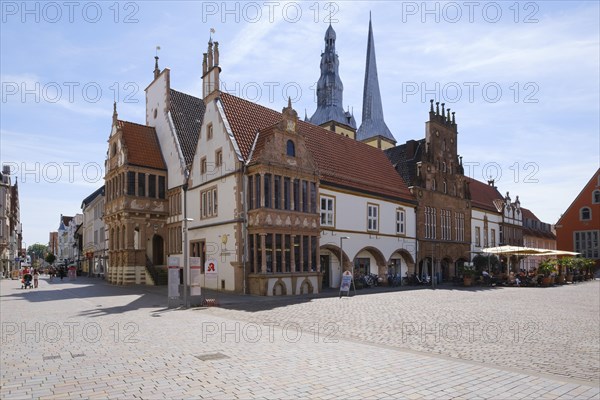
1, 1, 599, 247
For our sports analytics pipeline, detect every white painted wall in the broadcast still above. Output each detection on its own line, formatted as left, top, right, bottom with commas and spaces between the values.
185, 97, 242, 291
319, 187, 417, 288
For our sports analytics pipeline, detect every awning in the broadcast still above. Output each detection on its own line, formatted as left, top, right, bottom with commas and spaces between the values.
481, 246, 579, 256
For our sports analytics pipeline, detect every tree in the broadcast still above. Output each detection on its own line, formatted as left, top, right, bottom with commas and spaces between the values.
28, 243, 48, 259
472, 254, 500, 272
45, 253, 56, 265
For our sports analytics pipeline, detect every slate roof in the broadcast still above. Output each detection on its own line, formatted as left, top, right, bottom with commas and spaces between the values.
356, 16, 394, 142
384, 139, 425, 187
169, 89, 205, 167
465, 177, 504, 213
219, 92, 414, 203
117, 120, 166, 170
81, 186, 105, 209
522, 207, 556, 240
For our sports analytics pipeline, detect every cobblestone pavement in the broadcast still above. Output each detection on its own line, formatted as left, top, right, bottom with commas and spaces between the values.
1, 277, 599, 399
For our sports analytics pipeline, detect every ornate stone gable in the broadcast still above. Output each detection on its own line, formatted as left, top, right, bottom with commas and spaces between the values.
249, 99, 319, 176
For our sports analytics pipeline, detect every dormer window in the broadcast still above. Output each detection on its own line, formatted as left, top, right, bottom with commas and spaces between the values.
581, 207, 591, 221
286, 140, 295, 157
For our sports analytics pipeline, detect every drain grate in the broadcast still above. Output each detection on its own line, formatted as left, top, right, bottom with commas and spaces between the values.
42, 355, 61, 361
195, 352, 229, 361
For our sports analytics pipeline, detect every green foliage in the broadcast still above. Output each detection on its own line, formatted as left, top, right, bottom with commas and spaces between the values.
472, 254, 500, 272
27, 243, 48, 259
538, 259, 557, 277
458, 263, 475, 277
45, 253, 56, 265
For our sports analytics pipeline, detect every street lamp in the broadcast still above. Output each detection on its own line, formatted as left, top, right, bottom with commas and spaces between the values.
182, 168, 192, 308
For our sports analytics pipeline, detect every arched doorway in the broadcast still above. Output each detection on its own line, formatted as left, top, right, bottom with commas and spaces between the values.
152, 235, 164, 266
441, 257, 453, 282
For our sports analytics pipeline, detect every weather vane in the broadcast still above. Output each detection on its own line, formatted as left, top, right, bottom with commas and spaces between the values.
155, 45, 161, 57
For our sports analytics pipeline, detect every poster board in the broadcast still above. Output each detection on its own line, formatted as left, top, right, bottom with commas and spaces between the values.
190, 256, 202, 296
339, 270, 355, 298
168, 256, 180, 298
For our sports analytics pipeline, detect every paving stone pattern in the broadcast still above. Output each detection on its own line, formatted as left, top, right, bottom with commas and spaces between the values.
1, 277, 599, 399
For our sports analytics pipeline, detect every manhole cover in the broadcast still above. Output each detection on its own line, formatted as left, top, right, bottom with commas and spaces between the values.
195, 352, 228, 361
42, 355, 61, 361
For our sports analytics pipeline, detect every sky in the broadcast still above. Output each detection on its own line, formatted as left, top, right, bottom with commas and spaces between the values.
1, 0, 599, 247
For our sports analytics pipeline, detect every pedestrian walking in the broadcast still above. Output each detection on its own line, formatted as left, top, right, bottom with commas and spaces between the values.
33, 269, 39, 288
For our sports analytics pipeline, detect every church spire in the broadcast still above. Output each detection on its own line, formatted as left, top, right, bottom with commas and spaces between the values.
309, 24, 356, 129
356, 14, 395, 143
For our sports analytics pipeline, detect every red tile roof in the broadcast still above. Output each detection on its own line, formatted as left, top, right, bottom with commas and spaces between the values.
117, 120, 166, 170
466, 177, 503, 212
219, 93, 414, 202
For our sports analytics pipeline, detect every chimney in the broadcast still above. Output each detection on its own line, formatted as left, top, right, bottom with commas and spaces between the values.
202, 39, 221, 101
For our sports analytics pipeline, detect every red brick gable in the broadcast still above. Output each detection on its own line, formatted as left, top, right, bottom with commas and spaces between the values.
117, 120, 166, 170
219, 93, 414, 203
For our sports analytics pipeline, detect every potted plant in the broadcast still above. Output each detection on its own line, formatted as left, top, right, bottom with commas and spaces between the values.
537, 259, 556, 287
459, 263, 475, 287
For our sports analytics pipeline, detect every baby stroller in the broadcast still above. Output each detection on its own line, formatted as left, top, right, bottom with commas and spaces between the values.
21, 273, 33, 289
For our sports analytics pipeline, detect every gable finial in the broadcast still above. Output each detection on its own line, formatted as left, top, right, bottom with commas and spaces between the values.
112, 101, 118, 125
430, 99, 434, 112
288, 96, 292, 109
153, 46, 161, 79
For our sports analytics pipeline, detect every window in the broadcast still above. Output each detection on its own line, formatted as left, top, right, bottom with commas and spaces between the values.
255, 175, 262, 208
274, 175, 281, 209
158, 176, 166, 199
320, 196, 335, 227
443, 162, 447, 173
593, 190, 600, 204
201, 157, 207, 175
432, 179, 437, 191
484, 227, 489, 247
491, 229, 496, 247
581, 207, 591, 221
440, 209, 451, 240
310, 182, 317, 213
264, 174, 272, 208
248, 175, 254, 210
215, 149, 223, 167
443, 181, 447, 194
201, 187, 218, 218
127, 171, 135, 195
455, 212, 465, 242
475, 226, 481, 247
149, 174, 156, 198
137, 173, 145, 197
302, 181, 308, 212
207, 123, 213, 140
286, 140, 295, 157
354, 258, 370, 275
367, 204, 379, 231
283, 177, 290, 210
395, 208, 405, 235
574, 230, 599, 258
293, 179, 300, 211
190, 241, 206, 273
